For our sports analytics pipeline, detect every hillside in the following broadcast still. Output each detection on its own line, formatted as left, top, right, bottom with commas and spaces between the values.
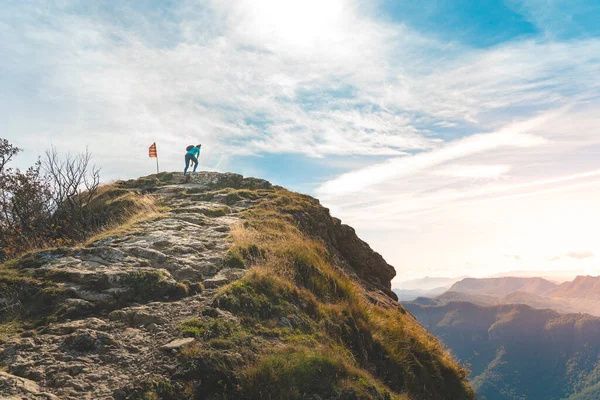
435, 291, 498, 306
0, 172, 474, 400
396, 276, 467, 291
548, 276, 600, 300
393, 286, 449, 301
448, 277, 557, 297
404, 300, 600, 400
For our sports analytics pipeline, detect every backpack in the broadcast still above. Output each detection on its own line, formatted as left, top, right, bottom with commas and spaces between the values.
186, 145, 194, 151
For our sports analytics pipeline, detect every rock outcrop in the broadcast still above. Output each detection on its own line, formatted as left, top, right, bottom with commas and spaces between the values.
0, 171, 474, 400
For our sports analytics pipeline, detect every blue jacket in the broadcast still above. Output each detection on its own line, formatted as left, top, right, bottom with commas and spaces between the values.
186, 147, 200, 157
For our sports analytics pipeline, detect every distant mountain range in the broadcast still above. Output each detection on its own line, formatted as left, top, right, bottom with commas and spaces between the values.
408, 275, 600, 316
448, 276, 558, 297
392, 286, 449, 301
402, 275, 600, 399
395, 275, 468, 291
404, 301, 600, 400
489, 269, 585, 282
548, 275, 600, 301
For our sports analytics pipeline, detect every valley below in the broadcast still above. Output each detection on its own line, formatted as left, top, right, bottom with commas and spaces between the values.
400, 276, 600, 400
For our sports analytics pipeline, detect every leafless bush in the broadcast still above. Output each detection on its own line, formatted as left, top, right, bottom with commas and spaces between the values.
44, 146, 101, 241
0, 138, 19, 173
0, 139, 104, 261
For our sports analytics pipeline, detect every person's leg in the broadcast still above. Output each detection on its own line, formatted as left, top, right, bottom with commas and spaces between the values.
184, 154, 191, 176
192, 156, 199, 172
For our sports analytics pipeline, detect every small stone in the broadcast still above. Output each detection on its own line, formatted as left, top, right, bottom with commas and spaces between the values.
201, 308, 220, 318
289, 314, 304, 328
66, 332, 96, 352
122, 328, 141, 338
203, 277, 229, 288
278, 317, 293, 329
161, 337, 195, 351
133, 311, 166, 326
147, 323, 159, 332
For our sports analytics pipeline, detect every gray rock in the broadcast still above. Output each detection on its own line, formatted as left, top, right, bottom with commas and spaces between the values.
203, 268, 246, 289
108, 309, 166, 326
146, 323, 159, 332
0, 371, 60, 399
160, 338, 194, 351
289, 314, 304, 328
65, 329, 117, 353
278, 317, 293, 329
0, 172, 258, 399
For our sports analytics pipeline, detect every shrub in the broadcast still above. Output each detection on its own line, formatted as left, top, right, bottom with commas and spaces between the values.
0, 139, 146, 262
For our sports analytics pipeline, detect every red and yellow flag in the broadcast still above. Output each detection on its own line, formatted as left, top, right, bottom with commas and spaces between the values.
149, 142, 157, 158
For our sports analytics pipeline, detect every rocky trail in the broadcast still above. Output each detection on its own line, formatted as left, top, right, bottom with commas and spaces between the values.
0, 172, 268, 399
0, 171, 476, 400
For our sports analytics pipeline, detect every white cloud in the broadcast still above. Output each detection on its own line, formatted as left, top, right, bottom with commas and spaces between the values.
316, 114, 549, 196
436, 164, 512, 179
316, 102, 600, 280
4, 1, 599, 174
2, 0, 600, 279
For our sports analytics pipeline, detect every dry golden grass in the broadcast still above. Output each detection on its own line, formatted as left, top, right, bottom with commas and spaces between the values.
83, 186, 165, 245
0, 184, 164, 263
0, 320, 22, 341
217, 187, 475, 399
239, 344, 409, 400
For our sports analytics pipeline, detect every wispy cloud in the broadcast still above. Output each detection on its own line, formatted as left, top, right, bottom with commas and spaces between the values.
3, 1, 599, 179
435, 164, 512, 179
567, 251, 594, 260
317, 114, 550, 196
2, 0, 600, 279
550, 251, 595, 262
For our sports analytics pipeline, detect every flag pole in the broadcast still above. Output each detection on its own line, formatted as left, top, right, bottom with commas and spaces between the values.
149, 142, 159, 174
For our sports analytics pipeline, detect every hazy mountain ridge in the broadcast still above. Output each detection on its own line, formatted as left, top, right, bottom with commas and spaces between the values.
396, 276, 468, 291
393, 286, 449, 301
448, 276, 558, 297
548, 275, 600, 300
436, 276, 600, 316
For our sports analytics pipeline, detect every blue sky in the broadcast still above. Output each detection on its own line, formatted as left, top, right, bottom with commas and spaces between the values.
2, 0, 600, 284
379, 0, 539, 47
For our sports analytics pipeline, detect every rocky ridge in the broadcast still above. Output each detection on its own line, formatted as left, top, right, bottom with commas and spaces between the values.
0, 171, 473, 400
1, 172, 265, 398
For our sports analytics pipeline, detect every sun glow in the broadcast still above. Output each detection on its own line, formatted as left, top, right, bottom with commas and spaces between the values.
232, 0, 348, 51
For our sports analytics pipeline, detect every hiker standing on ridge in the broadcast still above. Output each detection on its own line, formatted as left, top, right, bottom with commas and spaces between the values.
184, 144, 201, 177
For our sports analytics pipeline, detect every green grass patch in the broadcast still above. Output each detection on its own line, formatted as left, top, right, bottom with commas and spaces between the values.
123, 271, 188, 302
202, 206, 231, 218
223, 249, 246, 269
187, 188, 266, 205
0, 320, 23, 341
0, 268, 72, 327
214, 270, 317, 320
179, 317, 253, 351
239, 346, 400, 400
